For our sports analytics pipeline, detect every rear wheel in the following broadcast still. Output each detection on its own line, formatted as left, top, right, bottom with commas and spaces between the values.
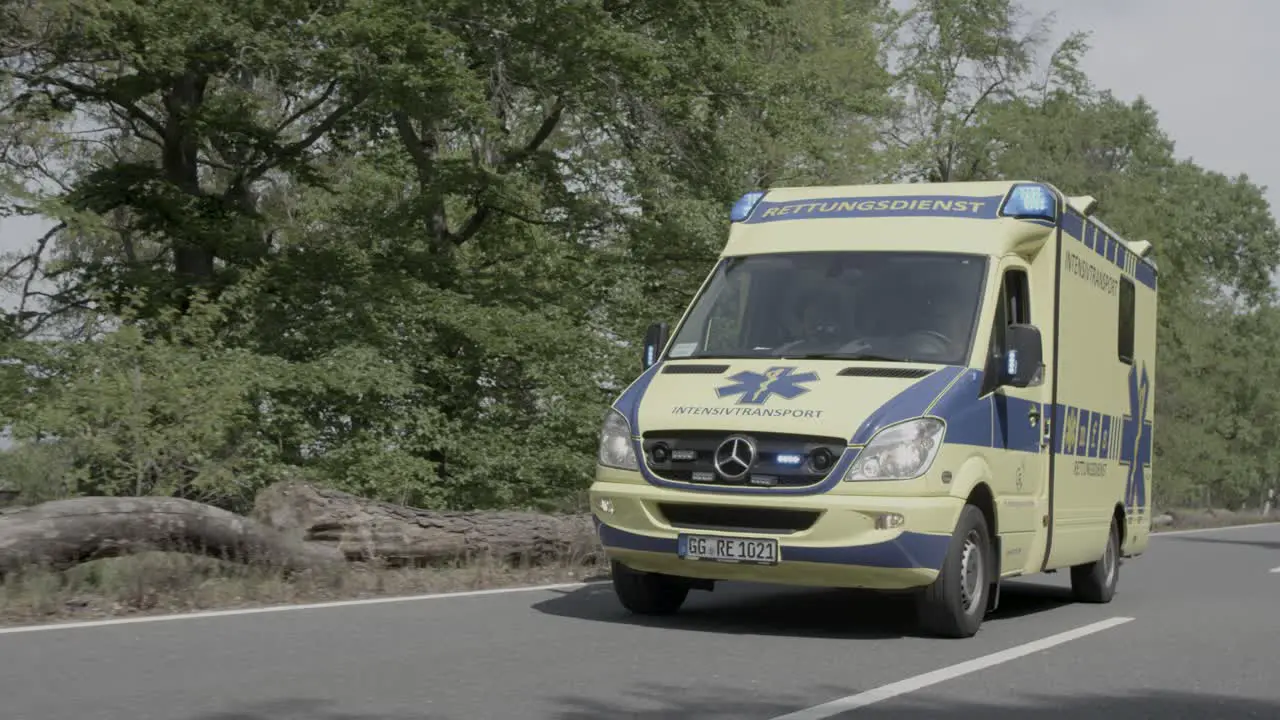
610, 560, 691, 615
917, 504, 992, 638
1071, 515, 1120, 603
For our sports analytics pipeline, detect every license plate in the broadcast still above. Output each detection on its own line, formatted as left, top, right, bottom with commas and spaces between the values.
677, 533, 779, 565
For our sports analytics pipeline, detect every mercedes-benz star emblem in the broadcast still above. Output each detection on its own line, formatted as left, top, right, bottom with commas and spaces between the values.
714, 435, 757, 481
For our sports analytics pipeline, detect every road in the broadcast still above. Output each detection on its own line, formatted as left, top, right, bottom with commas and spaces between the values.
1, 522, 1278, 720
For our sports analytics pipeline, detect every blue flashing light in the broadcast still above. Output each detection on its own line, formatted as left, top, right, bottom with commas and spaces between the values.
730, 190, 767, 222
775, 453, 805, 466
1000, 183, 1057, 223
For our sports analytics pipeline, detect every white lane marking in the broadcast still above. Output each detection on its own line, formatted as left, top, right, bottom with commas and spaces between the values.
1270, 566, 1280, 574
0, 520, 1273, 635
0, 580, 606, 636
767, 616, 1135, 719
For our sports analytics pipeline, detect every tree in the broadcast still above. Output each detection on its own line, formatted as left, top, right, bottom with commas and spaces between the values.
1, 0, 377, 320
876, 0, 1085, 182
0, 0, 902, 511
1, 0, 1277, 517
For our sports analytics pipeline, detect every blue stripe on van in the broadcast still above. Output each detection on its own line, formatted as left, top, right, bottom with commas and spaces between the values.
611, 362, 1151, 500
920, 368, 1043, 453
1062, 207, 1157, 290
848, 365, 965, 444
742, 195, 1003, 224
613, 361, 663, 434
595, 521, 952, 570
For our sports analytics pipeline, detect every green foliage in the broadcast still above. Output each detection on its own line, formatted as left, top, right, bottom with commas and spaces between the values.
0, 0, 1277, 513
0, 302, 292, 507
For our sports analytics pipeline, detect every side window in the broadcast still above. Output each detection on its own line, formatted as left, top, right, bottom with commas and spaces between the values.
1005, 269, 1031, 325
1118, 276, 1135, 364
987, 279, 1008, 367
985, 268, 1031, 383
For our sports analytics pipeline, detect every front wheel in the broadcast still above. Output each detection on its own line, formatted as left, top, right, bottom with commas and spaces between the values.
917, 503, 992, 638
610, 560, 691, 615
1070, 515, 1120, 603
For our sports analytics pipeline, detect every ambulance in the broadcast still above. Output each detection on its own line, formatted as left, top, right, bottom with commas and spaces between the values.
589, 180, 1157, 638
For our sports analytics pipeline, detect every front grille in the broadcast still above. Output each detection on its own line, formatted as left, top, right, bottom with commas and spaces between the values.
641, 430, 846, 488
658, 503, 821, 534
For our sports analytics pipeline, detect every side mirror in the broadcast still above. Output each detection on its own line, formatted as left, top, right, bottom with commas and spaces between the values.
642, 322, 670, 371
1001, 324, 1043, 388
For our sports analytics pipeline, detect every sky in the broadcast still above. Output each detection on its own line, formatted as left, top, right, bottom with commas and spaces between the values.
1039, 0, 1278, 212
0, 2, 1275, 304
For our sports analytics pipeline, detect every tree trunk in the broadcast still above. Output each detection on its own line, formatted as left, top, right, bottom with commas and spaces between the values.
252, 481, 601, 567
0, 496, 346, 577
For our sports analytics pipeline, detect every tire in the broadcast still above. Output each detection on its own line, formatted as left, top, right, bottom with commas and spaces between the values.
610, 560, 691, 615
917, 503, 992, 638
1070, 515, 1120, 603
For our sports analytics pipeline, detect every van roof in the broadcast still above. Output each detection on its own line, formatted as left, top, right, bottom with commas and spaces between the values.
755, 179, 1025, 202
724, 180, 1156, 275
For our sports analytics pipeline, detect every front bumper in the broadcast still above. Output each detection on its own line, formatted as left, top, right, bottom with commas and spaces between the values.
589, 479, 964, 591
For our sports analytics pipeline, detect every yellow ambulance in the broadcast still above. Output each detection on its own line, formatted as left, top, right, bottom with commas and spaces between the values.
589, 180, 1157, 638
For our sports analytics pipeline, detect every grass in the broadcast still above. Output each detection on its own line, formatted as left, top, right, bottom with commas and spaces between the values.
0, 550, 606, 627
1150, 506, 1278, 532
0, 506, 1273, 629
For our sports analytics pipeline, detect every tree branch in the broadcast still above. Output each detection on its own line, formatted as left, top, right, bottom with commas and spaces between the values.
394, 112, 434, 183
274, 79, 339, 133
449, 97, 566, 246
501, 97, 565, 168
233, 87, 372, 195
12, 71, 166, 138
393, 111, 451, 242
15, 222, 62, 322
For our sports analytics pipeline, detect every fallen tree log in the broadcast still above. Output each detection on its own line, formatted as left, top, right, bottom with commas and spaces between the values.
0, 495, 346, 577
252, 481, 601, 567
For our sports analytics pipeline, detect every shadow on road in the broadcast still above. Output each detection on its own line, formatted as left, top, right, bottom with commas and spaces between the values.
553, 685, 1280, 719
1161, 535, 1280, 551
530, 577, 1076, 640
188, 698, 451, 720
178, 687, 1280, 720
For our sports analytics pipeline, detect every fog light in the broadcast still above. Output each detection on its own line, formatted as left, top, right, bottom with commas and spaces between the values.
597, 498, 615, 515
875, 512, 904, 530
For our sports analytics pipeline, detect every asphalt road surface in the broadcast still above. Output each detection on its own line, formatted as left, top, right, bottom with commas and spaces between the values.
2, 522, 1278, 720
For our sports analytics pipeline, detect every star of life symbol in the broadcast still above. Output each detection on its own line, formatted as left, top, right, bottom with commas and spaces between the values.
1120, 362, 1152, 515
715, 366, 818, 405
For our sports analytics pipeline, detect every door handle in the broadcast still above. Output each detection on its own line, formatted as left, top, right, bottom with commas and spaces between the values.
1026, 404, 1052, 449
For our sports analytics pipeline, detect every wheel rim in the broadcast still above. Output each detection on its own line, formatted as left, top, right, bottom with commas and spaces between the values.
1103, 526, 1118, 584
959, 529, 984, 614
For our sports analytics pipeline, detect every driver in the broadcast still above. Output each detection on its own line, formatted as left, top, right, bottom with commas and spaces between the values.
900, 280, 968, 357
801, 292, 843, 342
777, 287, 847, 352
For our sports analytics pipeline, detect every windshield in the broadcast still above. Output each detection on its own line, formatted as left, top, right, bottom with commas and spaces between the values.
666, 251, 988, 365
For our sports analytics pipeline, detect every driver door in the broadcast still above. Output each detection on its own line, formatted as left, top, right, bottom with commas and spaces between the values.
983, 263, 1050, 540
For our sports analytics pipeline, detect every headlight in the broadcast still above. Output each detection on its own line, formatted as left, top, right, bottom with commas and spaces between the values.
843, 417, 945, 481
598, 408, 640, 471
